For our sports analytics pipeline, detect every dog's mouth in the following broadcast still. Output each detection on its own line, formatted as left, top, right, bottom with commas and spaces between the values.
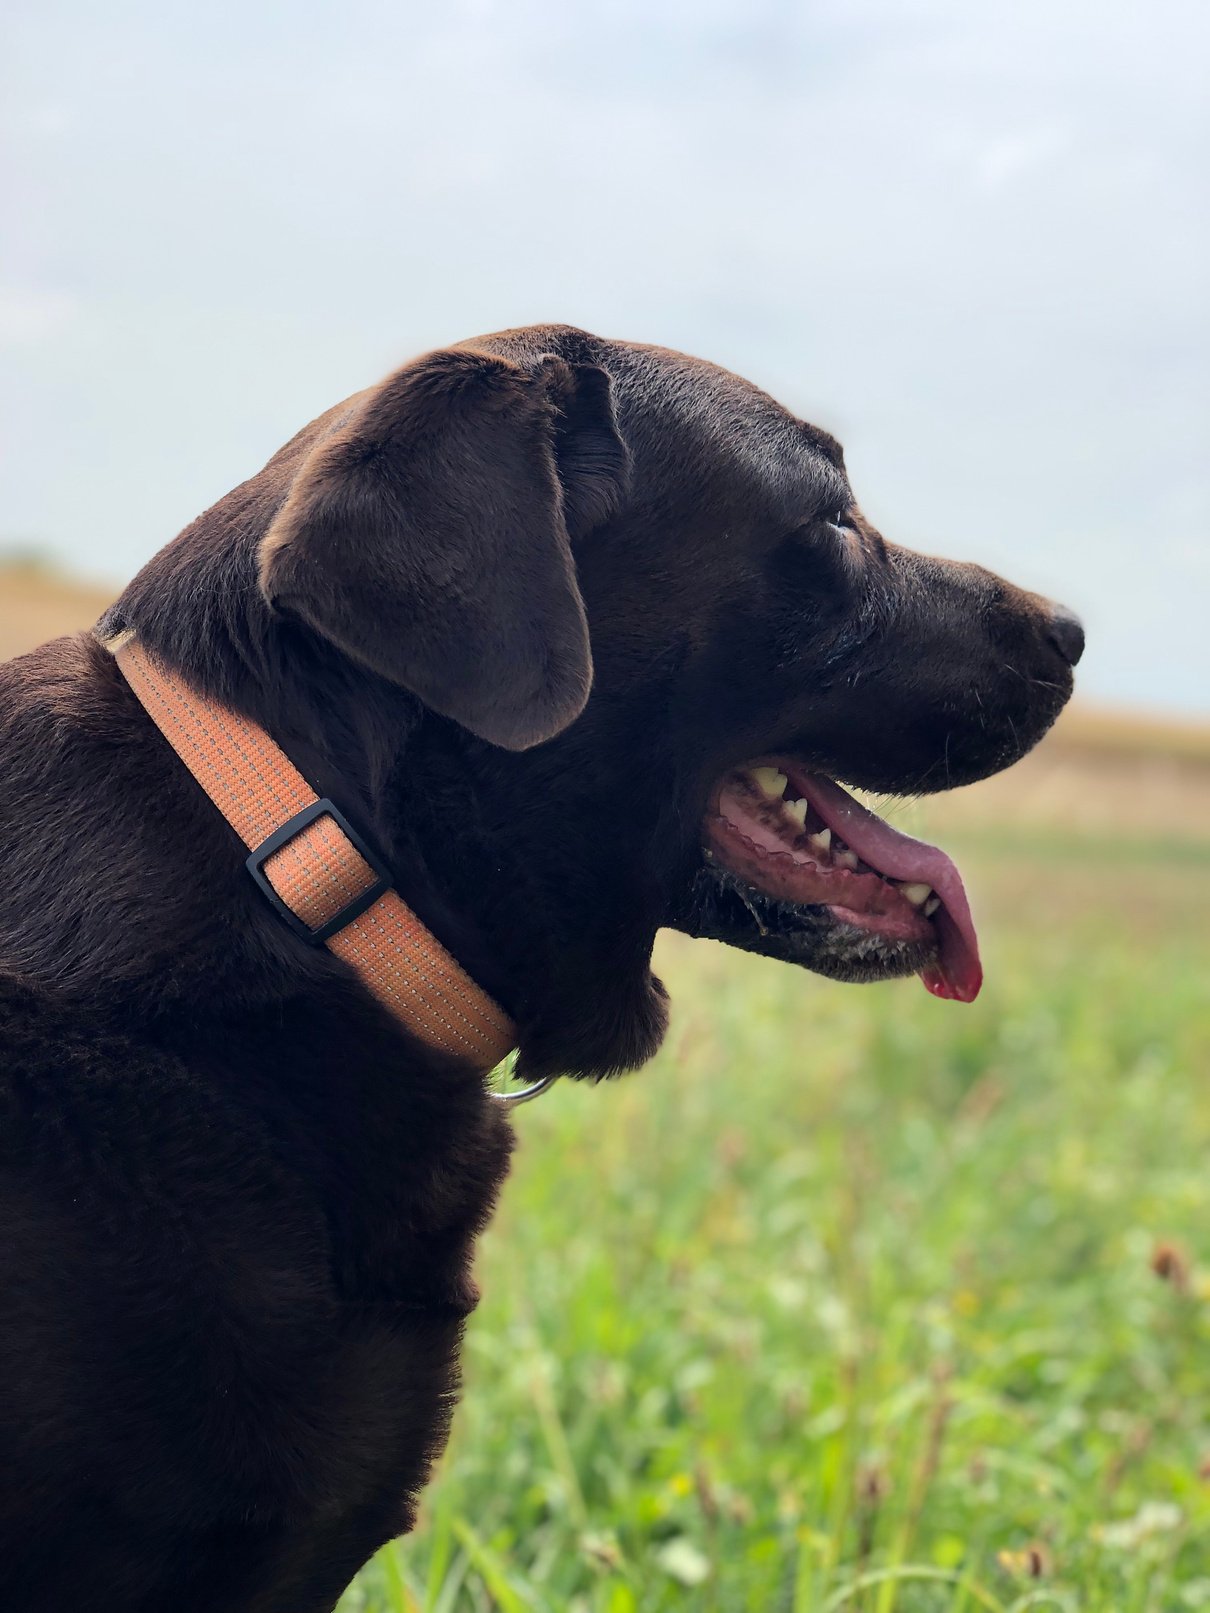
700, 760, 982, 1002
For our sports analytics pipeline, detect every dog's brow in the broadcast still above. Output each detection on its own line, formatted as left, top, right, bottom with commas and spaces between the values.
800, 422, 845, 469
809, 464, 853, 520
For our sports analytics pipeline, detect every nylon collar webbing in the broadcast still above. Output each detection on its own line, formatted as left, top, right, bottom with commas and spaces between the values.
105, 630, 516, 1071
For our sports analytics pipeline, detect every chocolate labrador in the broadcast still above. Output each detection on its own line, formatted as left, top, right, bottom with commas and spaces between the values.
0, 324, 1083, 1610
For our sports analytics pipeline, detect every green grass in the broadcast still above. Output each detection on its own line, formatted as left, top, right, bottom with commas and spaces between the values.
340, 817, 1210, 1612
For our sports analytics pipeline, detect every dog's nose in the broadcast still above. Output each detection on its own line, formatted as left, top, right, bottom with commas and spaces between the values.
1047, 605, 1085, 667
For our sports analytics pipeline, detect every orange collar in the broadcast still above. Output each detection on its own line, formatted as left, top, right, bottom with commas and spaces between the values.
104, 630, 516, 1072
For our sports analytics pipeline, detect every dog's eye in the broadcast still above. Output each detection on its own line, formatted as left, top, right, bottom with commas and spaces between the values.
772, 520, 859, 597
824, 509, 856, 537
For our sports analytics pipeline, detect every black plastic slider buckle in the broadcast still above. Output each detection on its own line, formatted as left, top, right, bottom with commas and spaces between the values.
245, 798, 393, 945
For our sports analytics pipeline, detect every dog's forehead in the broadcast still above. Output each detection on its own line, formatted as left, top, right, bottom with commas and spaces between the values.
470, 325, 850, 522
606, 340, 851, 520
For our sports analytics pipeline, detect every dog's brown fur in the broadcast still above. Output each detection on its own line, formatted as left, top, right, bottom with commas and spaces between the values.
0, 326, 1081, 1610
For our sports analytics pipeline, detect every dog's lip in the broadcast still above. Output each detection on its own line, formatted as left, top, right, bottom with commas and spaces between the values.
702, 759, 982, 1002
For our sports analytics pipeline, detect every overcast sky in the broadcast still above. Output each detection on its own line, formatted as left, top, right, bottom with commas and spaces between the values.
3, 0, 1207, 713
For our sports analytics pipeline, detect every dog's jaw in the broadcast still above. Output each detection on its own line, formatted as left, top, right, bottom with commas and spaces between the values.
699, 763, 982, 1001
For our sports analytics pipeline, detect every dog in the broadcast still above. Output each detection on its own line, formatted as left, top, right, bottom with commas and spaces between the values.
0, 324, 1083, 1610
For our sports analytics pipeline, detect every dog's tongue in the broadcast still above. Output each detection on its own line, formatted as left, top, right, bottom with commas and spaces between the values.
802, 773, 983, 1002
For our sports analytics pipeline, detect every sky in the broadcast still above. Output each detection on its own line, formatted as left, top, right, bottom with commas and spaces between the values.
2, 0, 1207, 714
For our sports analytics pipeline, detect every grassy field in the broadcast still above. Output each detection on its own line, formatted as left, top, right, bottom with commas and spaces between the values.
3, 564, 1208, 1610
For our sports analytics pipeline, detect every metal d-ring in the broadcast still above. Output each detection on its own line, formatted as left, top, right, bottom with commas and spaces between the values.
489, 1071, 561, 1106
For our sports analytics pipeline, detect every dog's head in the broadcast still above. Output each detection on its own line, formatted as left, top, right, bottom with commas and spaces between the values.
256, 324, 1083, 1078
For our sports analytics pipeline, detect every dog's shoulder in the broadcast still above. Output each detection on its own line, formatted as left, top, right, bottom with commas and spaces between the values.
0, 981, 475, 1575
0, 979, 335, 1331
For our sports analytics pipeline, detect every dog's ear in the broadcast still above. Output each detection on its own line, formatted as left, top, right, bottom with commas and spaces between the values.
258, 347, 628, 750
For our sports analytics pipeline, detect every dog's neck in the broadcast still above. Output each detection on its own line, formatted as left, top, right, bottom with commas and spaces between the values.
100, 530, 525, 1010
103, 629, 519, 1072
101, 523, 670, 1081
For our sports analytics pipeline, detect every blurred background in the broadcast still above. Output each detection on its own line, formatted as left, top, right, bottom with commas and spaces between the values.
4, 0, 1209, 716
3, 1, 1208, 1608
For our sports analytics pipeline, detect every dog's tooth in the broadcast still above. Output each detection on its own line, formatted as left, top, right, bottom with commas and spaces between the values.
750, 766, 788, 799
835, 848, 858, 870
900, 882, 932, 907
923, 894, 941, 917
808, 827, 831, 854
784, 797, 807, 828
